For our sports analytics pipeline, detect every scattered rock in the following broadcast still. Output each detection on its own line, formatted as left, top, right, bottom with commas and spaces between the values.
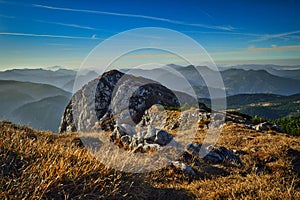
155, 130, 173, 146
142, 143, 161, 152
144, 125, 156, 142
121, 135, 131, 147
129, 137, 138, 149
171, 161, 196, 176
206, 145, 242, 164
118, 123, 136, 136
254, 122, 284, 133
186, 143, 242, 165
109, 127, 122, 142
133, 143, 144, 153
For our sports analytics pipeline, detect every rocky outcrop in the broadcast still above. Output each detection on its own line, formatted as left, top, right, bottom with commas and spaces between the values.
59, 69, 289, 177
59, 70, 198, 133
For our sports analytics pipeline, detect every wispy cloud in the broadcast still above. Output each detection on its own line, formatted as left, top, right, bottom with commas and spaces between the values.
0, 32, 101, 40
247, 45, 300, 52
0, 14, 15, 19
35, 19, 97, 30
32, 4, 235, 31
211, 45, 300, 56
183, 30, 262, 38
251, 30, 300, 42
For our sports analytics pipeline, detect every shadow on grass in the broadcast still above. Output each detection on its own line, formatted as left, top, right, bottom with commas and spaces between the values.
287, 148, 300, 177
41, 170, 195, 200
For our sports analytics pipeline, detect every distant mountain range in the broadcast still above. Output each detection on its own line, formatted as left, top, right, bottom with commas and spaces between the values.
1, 65, 300, 96
200, 93, 300, 120
0, 64, 300, 131
124, 64, 300, 97
220, 64, 300, 80
0, 68, 76, 92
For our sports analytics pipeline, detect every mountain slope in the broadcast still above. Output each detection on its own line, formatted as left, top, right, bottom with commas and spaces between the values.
0, 81, 71, 131
10, 95, 70, 132
0, 80, 71, 99
0, 90, 34, 118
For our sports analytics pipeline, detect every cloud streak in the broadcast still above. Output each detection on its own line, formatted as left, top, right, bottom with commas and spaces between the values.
0, 14, 15, 19
33, 4, 235, 31
251, 30, 300, 42
211, 45, 300, 56
184, 30, 300, 43
35, 20, 97, 30
0, 32, 101, 40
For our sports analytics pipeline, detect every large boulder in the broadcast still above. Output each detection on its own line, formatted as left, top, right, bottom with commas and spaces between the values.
59, 70, 198, 133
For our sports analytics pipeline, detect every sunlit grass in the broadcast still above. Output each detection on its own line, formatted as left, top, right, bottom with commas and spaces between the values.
1, 120, 300, 199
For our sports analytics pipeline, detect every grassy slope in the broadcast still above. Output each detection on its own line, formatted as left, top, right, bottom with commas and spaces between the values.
1, 120, 300, 199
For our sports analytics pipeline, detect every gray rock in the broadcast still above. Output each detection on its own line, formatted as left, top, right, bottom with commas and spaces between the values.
120, 135, 131, 147
109, 127, 122, 142
144, 125, 156, 142
271, 124, 284, 132
255, 122, 269, 132
119, 123, 136, 136
254, 122, 284, 133
186, 143, 202, 155
205, 151, 224, 163
129, 137, 138, 149
206, 145, 242, 164
171, 161, 195, 176
60, 70, 199, 133
142, 143, 161, 152
186, 143, 242, 165
154, 130, 173, 146
132, 143, 144, 153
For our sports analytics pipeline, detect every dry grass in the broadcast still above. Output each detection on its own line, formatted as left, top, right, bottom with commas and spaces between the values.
1, 120, 300, 199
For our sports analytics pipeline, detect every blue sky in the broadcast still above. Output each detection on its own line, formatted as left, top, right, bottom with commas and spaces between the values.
0, 0, 300, 70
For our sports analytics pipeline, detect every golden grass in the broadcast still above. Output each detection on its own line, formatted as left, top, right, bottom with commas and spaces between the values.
1, 120, 300, 199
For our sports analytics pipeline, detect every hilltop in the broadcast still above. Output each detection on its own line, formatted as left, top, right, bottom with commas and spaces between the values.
1, 116, 300, 199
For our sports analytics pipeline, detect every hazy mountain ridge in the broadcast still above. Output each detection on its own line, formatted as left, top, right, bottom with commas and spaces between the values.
1, 65, 300, 95
0, 68, 76, 92
1, 65, 300, 131
200, 93, 300, 119
124, 65, 300, 96
0, 80, 71, 132
221, 69, 300, 95
220, 64, 300, 80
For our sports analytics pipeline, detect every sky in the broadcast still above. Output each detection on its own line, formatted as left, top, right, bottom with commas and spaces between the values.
0, 0, 300, 70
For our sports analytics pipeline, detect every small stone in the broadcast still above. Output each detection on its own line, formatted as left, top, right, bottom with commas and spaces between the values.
154, 130, 173, 146
186, 143, 202, 155
129, 137, 138, 149
142, 143, 161, 152
109, 128, 122, 142
171, 161, 196, 175
118, 123, 136, 136
144, 125, 156, 142
133, 143, 144, 153
121, 135, 131, 147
